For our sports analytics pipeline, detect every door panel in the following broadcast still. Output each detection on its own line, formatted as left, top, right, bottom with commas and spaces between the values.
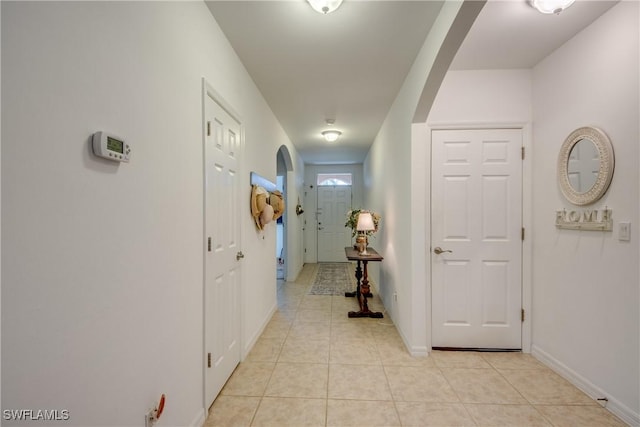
317, 186, 352, 262
204, 89, 241, 408
432, 128, 522, 349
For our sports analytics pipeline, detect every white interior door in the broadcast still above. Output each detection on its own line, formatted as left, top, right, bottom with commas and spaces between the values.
317, 186, 352, 262
431, 128, 522, 349
204, 86, 242, 407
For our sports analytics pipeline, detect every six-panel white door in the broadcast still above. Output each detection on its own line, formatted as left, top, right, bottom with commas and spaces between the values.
431, 128, 523, 349
317, 186, 352, 262
204, 87, 242, 408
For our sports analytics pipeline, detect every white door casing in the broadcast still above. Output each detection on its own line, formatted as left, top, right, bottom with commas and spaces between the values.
204, 83, 242, 408
317, 186, 352, 262
431, 128, 523, 349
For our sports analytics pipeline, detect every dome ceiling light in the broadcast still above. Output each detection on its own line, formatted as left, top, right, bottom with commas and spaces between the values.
529, 0, 575, 14
307, 0, 344, 15
322, 130, 342, 143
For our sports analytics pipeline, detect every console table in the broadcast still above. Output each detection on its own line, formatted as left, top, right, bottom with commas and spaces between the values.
344, 246, 384, 318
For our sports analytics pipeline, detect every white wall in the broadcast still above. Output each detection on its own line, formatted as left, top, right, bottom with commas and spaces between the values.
1, 2, 303, 426
303, 163, 364, 263
364, 0, 483, 355
531, 2, 639, 424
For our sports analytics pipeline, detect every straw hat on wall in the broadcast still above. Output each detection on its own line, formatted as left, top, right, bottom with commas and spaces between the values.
251, 185, 285, 230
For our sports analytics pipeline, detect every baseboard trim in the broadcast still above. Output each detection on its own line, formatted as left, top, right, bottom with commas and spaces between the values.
409, 345, 429, 357
242, 302, 277, 360
190, 408, 206, 427
531, 344, 639, 426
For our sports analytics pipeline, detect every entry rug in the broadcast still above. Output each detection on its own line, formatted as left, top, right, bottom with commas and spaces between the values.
308, 263, 352, 295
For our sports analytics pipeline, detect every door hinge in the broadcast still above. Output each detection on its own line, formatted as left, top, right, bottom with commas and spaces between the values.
521, 227, 525, 241
207, 237, 212, 252
207, 352, 212, 368
521, 146, 525, 160
207, 121, 211, 136
521, 308, 525, 322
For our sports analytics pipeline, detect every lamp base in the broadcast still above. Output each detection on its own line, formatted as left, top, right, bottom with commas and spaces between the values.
355, 234, 368, 255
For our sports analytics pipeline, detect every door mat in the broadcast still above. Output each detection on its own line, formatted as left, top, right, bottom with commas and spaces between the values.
308, 263, 352, 295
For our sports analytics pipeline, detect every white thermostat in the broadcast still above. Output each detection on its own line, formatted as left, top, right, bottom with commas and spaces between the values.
92, 131, 131, 162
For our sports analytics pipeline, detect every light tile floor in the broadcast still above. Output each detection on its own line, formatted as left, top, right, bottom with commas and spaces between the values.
205, 264, 627, 427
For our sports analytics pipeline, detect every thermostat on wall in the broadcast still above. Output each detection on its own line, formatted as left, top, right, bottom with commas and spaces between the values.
92, 131, 131, 162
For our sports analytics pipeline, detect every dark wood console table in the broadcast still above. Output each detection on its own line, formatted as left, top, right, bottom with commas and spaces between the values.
344, 246, 384, 318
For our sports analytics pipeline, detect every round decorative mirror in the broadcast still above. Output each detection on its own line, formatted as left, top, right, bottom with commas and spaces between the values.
558, 126, 614, 206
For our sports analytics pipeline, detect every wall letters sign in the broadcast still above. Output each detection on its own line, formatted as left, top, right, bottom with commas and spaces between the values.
555, 208, 612, 231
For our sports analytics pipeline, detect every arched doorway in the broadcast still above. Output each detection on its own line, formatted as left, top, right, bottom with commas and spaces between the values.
276, 145, 293, 280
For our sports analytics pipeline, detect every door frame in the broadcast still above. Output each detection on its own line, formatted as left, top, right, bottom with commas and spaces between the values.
202, 78, 244, 408
426, 122, 532, 353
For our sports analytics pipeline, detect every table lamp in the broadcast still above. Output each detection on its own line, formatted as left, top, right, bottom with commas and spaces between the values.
356, 211, 375, 255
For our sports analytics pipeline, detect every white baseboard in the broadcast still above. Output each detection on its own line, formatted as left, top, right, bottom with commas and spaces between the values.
241, 302, 277, 360
531, 345, 639, 426
190, 408, 207, 427
409, 345, 429, 357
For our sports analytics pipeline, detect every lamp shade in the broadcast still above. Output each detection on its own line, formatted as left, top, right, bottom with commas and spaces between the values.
356, 212, 375, 232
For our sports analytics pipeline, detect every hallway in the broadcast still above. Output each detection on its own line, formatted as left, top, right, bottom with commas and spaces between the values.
205, 264, 626, 426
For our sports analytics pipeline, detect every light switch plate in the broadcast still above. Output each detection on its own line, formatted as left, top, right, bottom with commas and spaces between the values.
618, 222, 631, 241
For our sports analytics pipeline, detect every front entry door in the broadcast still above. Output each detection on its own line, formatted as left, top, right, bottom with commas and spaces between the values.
431, 128, 523, 349
204, 84, 242, 407
317, 186, 352, 262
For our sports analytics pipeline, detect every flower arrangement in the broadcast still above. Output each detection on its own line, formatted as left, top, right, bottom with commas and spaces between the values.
345, 209, 381, 238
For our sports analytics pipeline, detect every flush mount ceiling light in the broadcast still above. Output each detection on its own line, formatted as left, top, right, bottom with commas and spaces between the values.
307, 0, 343, 14
529, 0, 575, 14
322, 130, 342, 142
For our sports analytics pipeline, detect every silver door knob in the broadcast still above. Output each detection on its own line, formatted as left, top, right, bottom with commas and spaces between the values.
236, 251, 245, 260
433, 247, 452, 255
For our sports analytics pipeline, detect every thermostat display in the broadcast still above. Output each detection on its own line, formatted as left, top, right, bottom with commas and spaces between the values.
92, 131, 131, 162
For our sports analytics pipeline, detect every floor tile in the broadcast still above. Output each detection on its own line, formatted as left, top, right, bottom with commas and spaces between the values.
252, 397, 326, 427
295, 308, 332, 324
395, 402, 476, 426
464, 403, 551, 426
481, 352, 546, 370
442, 368, 527, 404
431, 351, 492, 368
205, 395, 260, 427
328, 363, 393, 401
535, 404, 628, 426
278, 336, 330, 364
329, 338, 381, 365
261, 316, 292, 339
376, 340, 435, 367
326, 399, 400, 427
265, 362, 328, 398
289, 321, 331, 340
220, 362, 275, 397
332, 295, 356, 311
244, 337, 284, 363
204, 264, 627, 427
330, 321, 374, 342
299, 295, 332, 311
384, 366, 459, 402
500, 369, 595, 405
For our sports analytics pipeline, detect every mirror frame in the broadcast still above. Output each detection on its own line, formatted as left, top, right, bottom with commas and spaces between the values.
558, 126, 614, 206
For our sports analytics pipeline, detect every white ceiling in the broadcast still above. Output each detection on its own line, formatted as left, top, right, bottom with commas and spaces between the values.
205, 0, 617, 165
